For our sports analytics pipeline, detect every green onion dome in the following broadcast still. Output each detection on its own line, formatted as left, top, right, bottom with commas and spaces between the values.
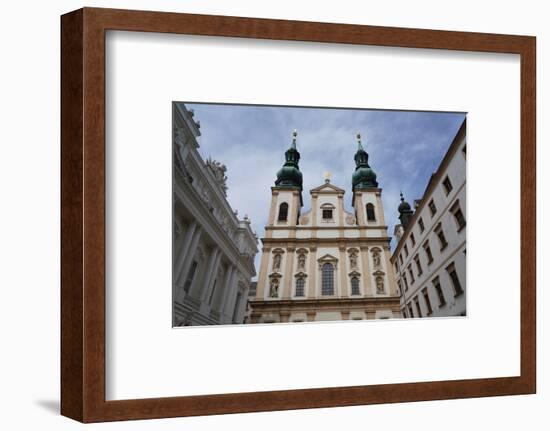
275, 130, 303, 190
352, 132, 378, 190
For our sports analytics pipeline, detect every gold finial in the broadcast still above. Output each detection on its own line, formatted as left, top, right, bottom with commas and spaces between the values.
356, 131, 363, 150
291, 129, 298, 148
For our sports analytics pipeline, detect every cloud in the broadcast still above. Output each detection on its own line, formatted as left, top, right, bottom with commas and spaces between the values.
183, 102, 465, 277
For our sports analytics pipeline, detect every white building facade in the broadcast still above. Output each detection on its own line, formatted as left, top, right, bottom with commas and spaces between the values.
249, 132, 400, 323
391, 120, 467, 318
172, 103, 258, 326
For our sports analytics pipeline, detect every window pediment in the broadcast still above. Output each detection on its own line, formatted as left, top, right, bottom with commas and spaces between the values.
317, 253, 338, 269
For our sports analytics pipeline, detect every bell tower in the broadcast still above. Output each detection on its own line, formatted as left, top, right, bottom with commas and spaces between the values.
351, 132, 386, 227
267, 130, 303, 226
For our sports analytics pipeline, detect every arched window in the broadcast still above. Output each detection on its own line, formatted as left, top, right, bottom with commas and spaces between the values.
295, 277, 305, 297
321, 263, 334, 295
366, 203, 376, 221
351, 277, 360, 295
278, 202, 289, 221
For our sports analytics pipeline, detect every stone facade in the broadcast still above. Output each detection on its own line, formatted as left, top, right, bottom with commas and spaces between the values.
391, 119, 467, 318
172, 103, 258, 326
249, 134, 400, 323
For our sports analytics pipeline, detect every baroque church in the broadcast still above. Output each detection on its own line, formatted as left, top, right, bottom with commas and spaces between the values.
248, 131, 401, 323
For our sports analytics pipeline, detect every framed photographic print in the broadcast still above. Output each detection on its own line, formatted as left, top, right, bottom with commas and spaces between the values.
61, 7, 536, 423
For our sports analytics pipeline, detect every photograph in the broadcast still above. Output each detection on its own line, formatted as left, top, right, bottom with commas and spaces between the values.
172, 102, 466, 326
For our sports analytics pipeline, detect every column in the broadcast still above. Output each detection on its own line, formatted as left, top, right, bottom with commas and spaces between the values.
360, 246, 372, 296
267, 192, 279, 226
223, 270, 240, 320
255, 247, 270, 299
311, 194, 318, 237
173, 220, 197, 282
383, 245, 398, 296
338, 195, 344, 227
307, 247, 317, 298
212, 264, 232, 312
220, 265, 237, 320
197, 247, 221, 301
282, 247, 295, 299
176, 226, 202, 286
339, 246, 348, 297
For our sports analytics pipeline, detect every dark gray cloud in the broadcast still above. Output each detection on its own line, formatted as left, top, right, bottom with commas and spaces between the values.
181, 102, 465, 277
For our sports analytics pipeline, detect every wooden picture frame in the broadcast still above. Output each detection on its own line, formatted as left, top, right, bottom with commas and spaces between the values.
61, 7, 536, 422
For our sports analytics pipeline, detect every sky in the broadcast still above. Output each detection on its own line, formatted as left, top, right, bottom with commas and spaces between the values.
181, 102, 465, 277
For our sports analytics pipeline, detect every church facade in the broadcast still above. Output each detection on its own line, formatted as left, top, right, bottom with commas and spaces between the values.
248, 132, 401, 323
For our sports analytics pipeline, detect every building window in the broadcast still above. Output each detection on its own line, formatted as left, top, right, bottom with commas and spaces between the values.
429, 199, 437, 217
321, 263, 335, 295
183, 260, 198, 293
423, 240, 434, 264
366, 203, 376, 221
397, 280, 402, 295
418, 217, 425, 233
408, 303, 415, 318
414, 296, 422, 318
322, 208, 333, 220
442, 176, 453, 195
402, 273, 409, 291
402, 310, 407, 319
432, 276, 446, 306
351, 276, 360, 295
422, 288, 433, 315
399, 254, 404, 265
278, 202, 288, 221
446, 262, 464, 296
414, 254, 422, 276
295, 277, 305, 297
232, 291, 242, 322
435, 223, 448, 250
404, 244, 409, 257
407, 264, 415, 284
410, 232, 416, 247
451, 201, 466, 232
394, 262, 399, 274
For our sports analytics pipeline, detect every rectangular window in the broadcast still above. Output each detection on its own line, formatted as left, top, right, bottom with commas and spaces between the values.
394, 262, 399, 274
402, 273, 409, 291
435, 223, 448, 250
429, 199, 437, 217
410, 232, 416, 247
295, 277, 305, 297
451, 201, 466, 232
442, 176, 453, 195
399, 254, 404, 265
414, 254, 422, 276
446, 263, 464, 296
418, 217, 425, 233
402, 309, 407, 319
322, 209, 333, 220
407, 264, 415, 284
404, 244, 409, 257
183, 260, 198, 293
422, 287, 433, 315
432, 276, 446, 306
423, 240, 434, 264
414, 296, 422, 318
